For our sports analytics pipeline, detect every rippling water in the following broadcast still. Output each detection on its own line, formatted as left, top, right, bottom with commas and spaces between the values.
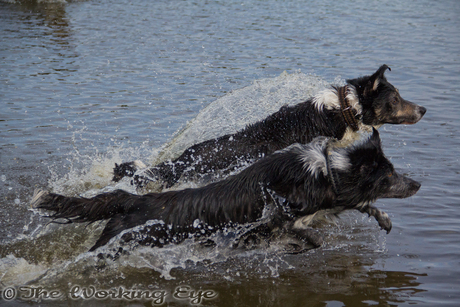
1, 0, 459, 306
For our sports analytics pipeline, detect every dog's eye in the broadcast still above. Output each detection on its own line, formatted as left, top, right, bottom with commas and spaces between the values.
392, 97, 398, 105
360, 161, 379, 174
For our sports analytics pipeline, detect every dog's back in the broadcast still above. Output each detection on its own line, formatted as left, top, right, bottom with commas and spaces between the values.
33, 130, 420, 252
113, 65, 426, 189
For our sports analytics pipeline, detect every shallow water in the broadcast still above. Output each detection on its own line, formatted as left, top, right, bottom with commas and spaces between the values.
1, 0, 460, 306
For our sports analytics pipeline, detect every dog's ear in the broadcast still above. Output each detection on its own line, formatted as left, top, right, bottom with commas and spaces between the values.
371, 127, 380, 143
370, 127, 381, 146
365, 65, 391, 95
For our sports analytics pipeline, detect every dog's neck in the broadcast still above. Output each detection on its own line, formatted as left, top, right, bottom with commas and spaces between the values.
337, 86, 359, 132
313, 85, 362, 130
313, 85, 374, 147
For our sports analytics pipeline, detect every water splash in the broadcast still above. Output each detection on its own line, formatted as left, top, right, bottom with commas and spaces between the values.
0, 71, 384, 287
155, 71, 331, 163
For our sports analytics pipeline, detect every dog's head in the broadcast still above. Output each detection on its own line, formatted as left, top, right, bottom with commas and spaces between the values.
329, 129, 421, 205
347, 65, 426, 126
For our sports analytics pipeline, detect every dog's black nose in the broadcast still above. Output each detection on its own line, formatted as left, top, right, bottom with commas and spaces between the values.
419, 106, 427, 116
411, 180, 421, 192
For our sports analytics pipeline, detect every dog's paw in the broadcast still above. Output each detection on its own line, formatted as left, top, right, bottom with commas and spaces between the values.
113, 162, 137, 182
112, 160, 146, 182
376, 211, 392, 234
278, 231, 322, 254
283, 242, 314, 254
295, 228, 323, 247
359, 205, 392, 234
286, 227, 323, 250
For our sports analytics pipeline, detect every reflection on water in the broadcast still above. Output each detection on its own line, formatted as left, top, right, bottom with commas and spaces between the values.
16, 0, 70, 34
0, 0, 79, 231
0, 219, 428, 306
2, 0, 77, 66
208, 266, 427, 307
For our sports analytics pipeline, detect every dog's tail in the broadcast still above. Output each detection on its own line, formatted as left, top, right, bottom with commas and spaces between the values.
30, 189, 137, 224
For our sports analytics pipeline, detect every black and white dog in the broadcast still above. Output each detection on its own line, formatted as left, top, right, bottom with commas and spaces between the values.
32, 129, 420, 253
113, 65, 426, 189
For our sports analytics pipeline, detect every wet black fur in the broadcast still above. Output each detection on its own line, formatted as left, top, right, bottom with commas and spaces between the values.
113, 65, 426, 188
34, 130, 421, 252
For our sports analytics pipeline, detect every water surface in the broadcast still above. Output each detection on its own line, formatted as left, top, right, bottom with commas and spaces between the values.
1, 0, 459, 306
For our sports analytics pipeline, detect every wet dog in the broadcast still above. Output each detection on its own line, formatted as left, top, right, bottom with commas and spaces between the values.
113, 65, 426, 189
32, 130, 421, 253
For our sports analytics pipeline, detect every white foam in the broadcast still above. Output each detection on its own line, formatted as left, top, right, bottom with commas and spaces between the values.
155, 71, 330, 163
6, 71, 347, 284
0, 255, 48, 287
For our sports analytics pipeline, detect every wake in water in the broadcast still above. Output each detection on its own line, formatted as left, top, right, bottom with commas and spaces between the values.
0, 71, 388, 288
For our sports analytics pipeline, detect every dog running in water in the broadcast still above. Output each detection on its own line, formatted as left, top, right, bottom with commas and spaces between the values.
32, 129, 420, 253
113, 65, 426, 189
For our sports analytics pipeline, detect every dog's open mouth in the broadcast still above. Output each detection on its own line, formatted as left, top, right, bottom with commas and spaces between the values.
389, 117, 422, 125
401, 120, 418, 125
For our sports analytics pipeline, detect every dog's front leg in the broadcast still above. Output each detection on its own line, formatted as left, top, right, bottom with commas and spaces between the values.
357, 204, 392, 233
277, 222, 323, 254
